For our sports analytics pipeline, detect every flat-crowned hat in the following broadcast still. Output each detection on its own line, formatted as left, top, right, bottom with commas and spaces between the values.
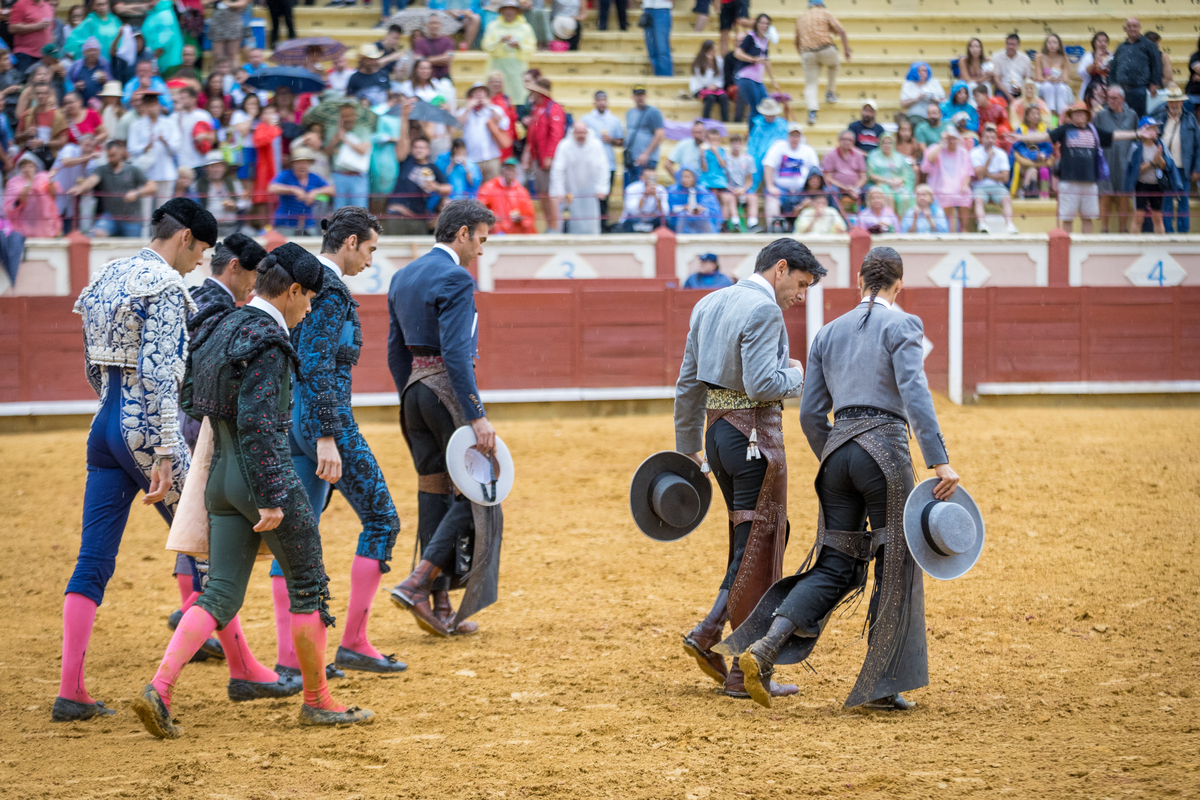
629, 451, 712, 542
552, 14, 578, 39
757, 97, 783, 117
903, 478, 985, 581
99, 80, 124, 98
447, 426, 514, 506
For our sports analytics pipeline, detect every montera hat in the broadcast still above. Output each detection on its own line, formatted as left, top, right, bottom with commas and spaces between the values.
261, 242, 325, 294
221, 232, 268, 272
903, 478, 985, 581
447, 426, 515, 506
153, 197, 219, 247
629, 451, 712, 542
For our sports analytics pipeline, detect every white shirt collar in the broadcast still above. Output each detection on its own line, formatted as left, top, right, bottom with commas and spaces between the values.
207, 276, 236, 300
317, 254, 343, 279
859, 295, 892, 310
248, 295, 289, 331
747, 272, 775, 295
434, 243, 461, 265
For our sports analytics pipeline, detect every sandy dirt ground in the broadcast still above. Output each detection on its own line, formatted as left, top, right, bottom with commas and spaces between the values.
2, 401, 1199, 799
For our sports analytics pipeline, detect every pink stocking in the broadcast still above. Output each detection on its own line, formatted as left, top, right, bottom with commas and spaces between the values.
59, 593, 98, 704
181, 590, 200, 613
291, 611, 345, 712
272, 576, 299, 670
150, 605, 218, 711
175, 574, 194, 606
217, 615, 279, 684
339, 556, 384, 659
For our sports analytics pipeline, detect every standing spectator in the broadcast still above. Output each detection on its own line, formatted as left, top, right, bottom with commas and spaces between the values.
1035, 33, 1074, 116
920, 128, 973, 232
794, 0, 849, 125
98, 80, 125, 138
71, 138, 154, 235
689, 40, 726, 122
67, 38, 112, 103
641, 0, 674, 78
900, 184, 949, 233
1152, 87, 1198, 233
1111, 18, 1161, 117
848, 100, 883, 152
126, 90, 179, 211
5, 151, 61, 235
433, 137, 482, 205
163, 43, 201, 82
269, 146, 331, 235
62, 3, 86, 41
913, 103, 951, 147
581, 89, 623, 230
723, 133, 759, 231
856, 186, 899, 233
51, 133, 97, 233
324, 102, 372, 209
866, 131, 915, 214
1144, 32, 1173, 108
665, 120, 707, 176
413, 16, 456, 80
990, 33, 1032, 102
122, 58, 174, 113
549, 121, 609, 234
266, 0, 295, 49
941, 81, 978, 132
821, 129, 867, 214
0, 51, 24, 127
732, 14, 779, 124
619, 163, 668, 231
482, 0, 536, 101
207, 0, 248, 68
389, 107, 451, 235
746, 95, 786, 162
486, 70, 519, 161
550, 0, 587, 51
1127, 116, 1175, 234
15, 81, 67, 168
1094, 84, 1137, 232
173, 85, 214, 195
1185, 36, 1200, 101
667, 167, 722, 233
1078, 31, 1112, 103
9, 0, 55, 74
399, 58, 456, 155
970, 125, 1018, 234
523, 76, 566, 232
900, 62, 944, 123
457, 82, 511, 181
683, 253, 733, 289
327, 53, 354, 95
623, 84, 665, 187
193, 151, 249, 236
795, 191, 847, 234
373, 25, 411, 80
346, 45, 392, 107
478, 157, 537, 234
596, 0, 626, 32
698, 127, 736, 230
761, 123, 817, 232
61, 90, 105, 144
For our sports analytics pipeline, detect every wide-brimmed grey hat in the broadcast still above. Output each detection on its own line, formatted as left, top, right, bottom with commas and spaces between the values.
630, 451, 712, 542
903, 478, 984, 580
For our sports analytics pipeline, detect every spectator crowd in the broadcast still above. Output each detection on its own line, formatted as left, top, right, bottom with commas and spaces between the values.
0, 0, 1192, 242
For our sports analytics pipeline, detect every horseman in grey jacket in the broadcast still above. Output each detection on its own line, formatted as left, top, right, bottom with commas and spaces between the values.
716, 246, 961, 711
674, 238, 827, 700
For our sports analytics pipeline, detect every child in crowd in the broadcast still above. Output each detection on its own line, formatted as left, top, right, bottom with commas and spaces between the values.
699, 127, 737, 231
723, 134, 759, 232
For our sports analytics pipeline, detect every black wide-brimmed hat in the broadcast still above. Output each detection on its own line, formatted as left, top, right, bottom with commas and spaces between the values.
630, 451, 712, 542
903, 478, 985, 581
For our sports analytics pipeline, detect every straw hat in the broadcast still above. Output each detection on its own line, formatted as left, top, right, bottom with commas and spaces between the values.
756, 97, 783, 117
289, 146, 318, 162
98, 80, 124, 98
357, 43, 383, 60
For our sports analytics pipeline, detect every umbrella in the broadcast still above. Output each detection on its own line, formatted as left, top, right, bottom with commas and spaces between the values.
243, 67, 326, 95
406, 99, 459, 127
269, 37, 347, 67
387, 8, 462, 36
302, 96, 380, 133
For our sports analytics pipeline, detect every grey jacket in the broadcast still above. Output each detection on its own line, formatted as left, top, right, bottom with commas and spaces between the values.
800, 298, 949, 468
674, 277, 803, 453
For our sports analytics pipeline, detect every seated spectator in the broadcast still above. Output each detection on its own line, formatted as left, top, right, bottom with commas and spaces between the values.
940, 81, 978, 132
478, 157, 537, 234
388, 114, 452, 235
0, 51, 23, 127
413, 16, 458, 78
920, 128, 973, 232
51, 133, 99, 233
66, 38, 112, 103
900, 184, 950, 233
689, 40, 726, 122
974, 85, 1010, 139
970, 124, 1017, 234
482, 0, 537, 101
796, 189, 847, 234
550, 121, 609, 234
914, 103, 952, 147
665, 120, 707, 176
991, 33, 1032, 101
821, 129, 867, 214
269, 146, 331, 236
193, 151, 249, 236
61, 90, 105, 146
894, 115, 924, 167
848, 100, 883, 152
5, 151, 62, 236
1078, 31, 1112, 104
347, 44, 393, 107
15, 81, 67, 168
796, 171, 843, 222
955, 38, 991, 95
427, 0, 482, 51
270, 85, 300, 126
866, 131, 915, 214
1010, 105, 1054, 199
163, 43, 201, 82
69, 139, 154, 236
667, 167, 722, 234
1127, 116, 1177, 235
122, 58, 174, 113
951, 111, 979, 148
762, 123, 818, 232
64, 0, 121, 63
856, 186, 900, 233
1009, 79, 1052, 132
683, 252, 733, 289
723, 133, 759, 232
434, 137, 483, 203
327, 53, 355, 95
900, 61, 945, 123
1035, 33, 1075, 116
698, 127, 737, 232
618, 164, 669, 232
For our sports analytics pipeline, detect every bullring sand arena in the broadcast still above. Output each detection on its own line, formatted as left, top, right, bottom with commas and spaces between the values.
3, 402, 1198, 799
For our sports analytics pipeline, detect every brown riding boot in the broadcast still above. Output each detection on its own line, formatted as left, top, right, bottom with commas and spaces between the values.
738, 616, 802, 708
682, 589, 729, 684
434, 590, 479, 636
389, 561, 451, 637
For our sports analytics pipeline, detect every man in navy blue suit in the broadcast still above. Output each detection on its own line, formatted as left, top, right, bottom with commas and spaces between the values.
387, 199, 503, 638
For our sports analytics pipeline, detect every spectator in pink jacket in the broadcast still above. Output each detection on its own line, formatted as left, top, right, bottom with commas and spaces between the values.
5, 152, 62, 237
920, 128, 974, 232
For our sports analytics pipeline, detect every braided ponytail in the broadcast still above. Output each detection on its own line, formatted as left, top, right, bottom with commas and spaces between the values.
857, 246, 904, 329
